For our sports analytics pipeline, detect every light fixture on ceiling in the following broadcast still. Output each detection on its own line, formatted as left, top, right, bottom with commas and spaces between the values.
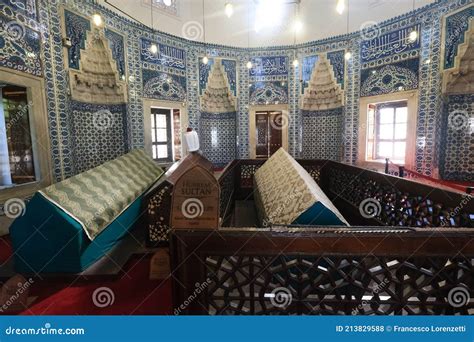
292, 2, 300, 68
225, 2, 234, 18
293, 18, 303, 33
246, 0, 252, 69
343, 0, 352, 60
408, 0, 418, 43
408, 30, 418, 42
163, 0, 172, 6
149, 1, 157, 54
202, 0, 209, 64
336, 0, 345, 15
92, 13, 103, 27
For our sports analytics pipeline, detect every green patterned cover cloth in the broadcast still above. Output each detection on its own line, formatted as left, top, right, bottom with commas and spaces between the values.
254, 148, 349, 226
39, 149, 164, 240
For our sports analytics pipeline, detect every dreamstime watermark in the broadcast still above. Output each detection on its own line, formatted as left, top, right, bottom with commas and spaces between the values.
269, 113, 289, 131
352, 277, 390, 315
92, 287, 115, 308
0, 101, 34, 141
360, 21, 381, 40
174, 278, 212, 315
181, 198, 204, 219
342, 123, 366, 145
0, 277, 34, 313
448, 109, 471, 131
262, 190, 299, 227
92, 109, 114, 131
84, 190, 122, 227
359, 198, 382, 218
440, 194, 472, 227
6, 101, 33, 130
181, 21, 203, 41
5, 323, 85, 336
265, 287, 293, 309
3, 198, 26, 219
447, 286, 470, 308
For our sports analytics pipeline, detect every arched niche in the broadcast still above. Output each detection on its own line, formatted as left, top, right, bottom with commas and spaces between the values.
443, 18, 474, 95
301, 54, 344, 111
200, 59, 236, 113
69, 28, 127, 104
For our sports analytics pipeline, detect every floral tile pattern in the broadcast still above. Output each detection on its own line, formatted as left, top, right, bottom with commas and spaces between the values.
0, 0, 472, 193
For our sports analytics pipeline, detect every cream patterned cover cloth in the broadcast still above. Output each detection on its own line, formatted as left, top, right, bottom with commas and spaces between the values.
39, 149, 164, 240
254, 148, 348, 226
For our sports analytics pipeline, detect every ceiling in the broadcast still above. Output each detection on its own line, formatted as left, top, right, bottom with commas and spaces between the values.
101, 0, 435, 47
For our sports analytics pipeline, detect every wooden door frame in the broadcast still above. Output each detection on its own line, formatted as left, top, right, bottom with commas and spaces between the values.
143, 99, 188, 163
151, 108, 173, 163
249, 104, 289, 159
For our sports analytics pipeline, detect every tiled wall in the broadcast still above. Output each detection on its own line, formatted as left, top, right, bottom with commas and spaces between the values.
0, 0, 472, 183
199, 112, 237, 167
439, 95, 474, 182
301, 108, 344, 161
70, 101, 128, 174
439, 5, 474, 182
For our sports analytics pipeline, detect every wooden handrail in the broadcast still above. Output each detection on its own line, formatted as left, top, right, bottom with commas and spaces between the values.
171, 228, 474, 315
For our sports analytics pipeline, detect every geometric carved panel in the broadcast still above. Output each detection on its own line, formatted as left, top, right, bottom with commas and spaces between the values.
328, 167, 474, 227
205, 255, 474, 315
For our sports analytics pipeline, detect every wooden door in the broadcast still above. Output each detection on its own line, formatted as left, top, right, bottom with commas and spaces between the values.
255, 112, 269, 158
255, 111, 283, 158
269, 112, 282, 156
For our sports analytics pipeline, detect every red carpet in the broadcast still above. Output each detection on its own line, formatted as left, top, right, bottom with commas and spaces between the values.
22, 256, 172, 315
0, 236, 173, 315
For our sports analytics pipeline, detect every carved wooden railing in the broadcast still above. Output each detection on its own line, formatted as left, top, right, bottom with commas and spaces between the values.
170, 228, 474, 315
145, 178, 173, 246
217, 160, 238, 226
219, 159, 473, 228
324, 161, 473, 228
148, 158, 473, 246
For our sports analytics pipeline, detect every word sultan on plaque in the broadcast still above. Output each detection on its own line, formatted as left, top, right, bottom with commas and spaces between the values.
170, 129, 219, 229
